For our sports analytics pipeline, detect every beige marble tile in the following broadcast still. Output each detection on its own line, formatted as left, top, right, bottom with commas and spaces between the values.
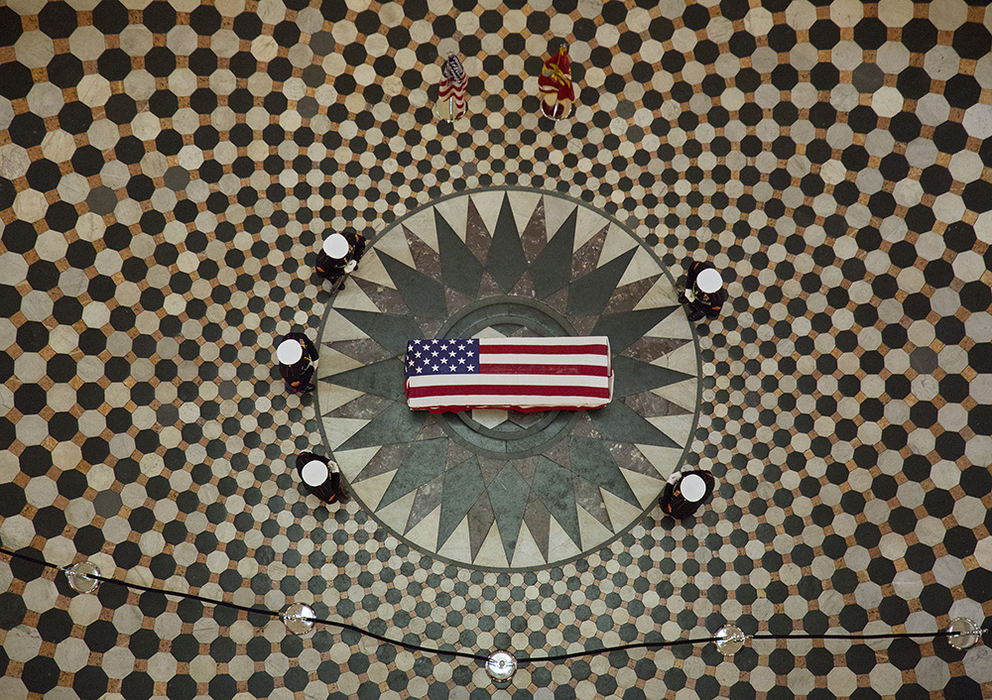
469, 190, 503, 235
617, 245, 665, 287
401, 207, 439, 252
577, 503, 615, 549
333, 445, 382, 481
434, 195, 470, 241
510, 521, 545, 568
350, 250, 396, 288
404, 504, 441, 552
655, 340, 697, 374
331, 281, 382, 312
324, 417, 371, 450
322, 309, 373, 342
376, 489, 416, 534
471, 520, 509, 568
373, 225, 416, 267
437, 515, 471, 562
632, 444, 685, 481
352, 469, 396, 511
546, 515, 582, 561
647, 413, 694, 448
620, 467, 665, 508
508, 189, 541, 234
540, 195, 576, 242
596, 223, 639, 266
650, 378, 698, 413
634, 275, 682, 311
645, 309, 693, 339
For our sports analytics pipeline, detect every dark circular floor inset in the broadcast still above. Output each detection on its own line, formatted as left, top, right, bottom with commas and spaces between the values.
316, 188, 701, 569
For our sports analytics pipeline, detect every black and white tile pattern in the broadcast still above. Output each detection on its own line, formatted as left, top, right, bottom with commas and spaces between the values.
0, 0, 990, 698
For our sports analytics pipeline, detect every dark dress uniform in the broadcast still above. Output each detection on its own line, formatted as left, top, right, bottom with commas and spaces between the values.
659, 470, 715, 518
316, 231, 367, 284
278, 332, 318, 393
681, 260, 727, 322
296, 451, 346, 504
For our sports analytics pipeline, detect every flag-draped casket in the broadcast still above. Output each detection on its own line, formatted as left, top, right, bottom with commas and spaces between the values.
404, 336, 613, 413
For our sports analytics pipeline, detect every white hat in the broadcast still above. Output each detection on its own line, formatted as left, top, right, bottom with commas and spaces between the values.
680, 473, 707, 502
697, 268, 722, 293
301, 459, 329, 486
323, 233, 349, 259
277, 339, 303, 364
697, 268, 722, 294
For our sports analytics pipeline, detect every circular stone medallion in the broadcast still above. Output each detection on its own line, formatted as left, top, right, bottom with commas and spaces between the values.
316, 188, 701, 569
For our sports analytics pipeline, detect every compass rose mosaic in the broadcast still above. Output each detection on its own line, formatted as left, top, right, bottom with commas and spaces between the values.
316, 188, 700, 569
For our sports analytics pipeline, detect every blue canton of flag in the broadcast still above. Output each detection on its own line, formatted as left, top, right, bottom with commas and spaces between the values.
406, 339, 480, 376
442, 53, 465, 83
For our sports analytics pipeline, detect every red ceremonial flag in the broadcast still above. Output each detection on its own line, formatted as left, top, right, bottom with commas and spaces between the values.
404, 336, 613, 413
538, 45, 575, 118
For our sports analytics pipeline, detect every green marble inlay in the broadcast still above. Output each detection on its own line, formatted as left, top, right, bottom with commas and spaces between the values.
590, 307, 678, 353
566, 248, 637, 317
436, 209, 484, 298
318, 188, 701, 570
532, 457, 581, 549
531, 208, 576, 299
377, 250, 448, 318
589, 400, 681, 448
610, 356, 696, 399
485, 194, 528, 292
489, 464, 530, 564
320, 357, 406, 401
569, 436, 639, 506
338, 401, 427, 451
336, 309, 423, 355
437, 456, 485, 548
379, 437, 447, 509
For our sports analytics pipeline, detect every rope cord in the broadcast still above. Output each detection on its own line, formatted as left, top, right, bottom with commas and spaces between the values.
517, 637, 722, 662
751, 631, 956, 640
0, 547, 969, 666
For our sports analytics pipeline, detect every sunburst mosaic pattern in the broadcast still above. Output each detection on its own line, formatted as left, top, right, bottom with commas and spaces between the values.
316, 189, 700, 569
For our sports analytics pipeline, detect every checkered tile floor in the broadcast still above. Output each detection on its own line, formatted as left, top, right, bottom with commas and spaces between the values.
1, 1, 990, 698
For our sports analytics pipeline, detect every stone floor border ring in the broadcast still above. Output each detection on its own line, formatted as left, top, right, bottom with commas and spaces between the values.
316, 187, 702, 570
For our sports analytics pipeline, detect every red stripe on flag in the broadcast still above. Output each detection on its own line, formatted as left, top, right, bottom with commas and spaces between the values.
479, 363, 610, 376
406, 384, 612, 399
480, 343, 609, 355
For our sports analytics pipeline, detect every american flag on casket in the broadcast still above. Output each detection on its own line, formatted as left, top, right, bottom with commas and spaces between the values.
404, 336, 613, 413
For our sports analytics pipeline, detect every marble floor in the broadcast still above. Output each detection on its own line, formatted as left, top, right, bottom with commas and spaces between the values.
1, 0, 991, 698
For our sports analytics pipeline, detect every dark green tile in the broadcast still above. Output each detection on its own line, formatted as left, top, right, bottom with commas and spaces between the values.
588, 400, 681, 447
379, 438, 447, 509
377, 250, 448, 318
336, 309, 423, 355
320, 357, 406, 401
405, 473, 443, 533
610, 355, 696, 399
531, 208, 577, 299
437, 457, 485, 548
436, 209, 483, 297
485, 194, 528, 292
566, 248, 636, 317
467, 493, 495, 561
489, 464, 529, 564
338, 402, 427, 451
590, 307, 678, 353
569, 436, 639, 506
532, 457, 581, 549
